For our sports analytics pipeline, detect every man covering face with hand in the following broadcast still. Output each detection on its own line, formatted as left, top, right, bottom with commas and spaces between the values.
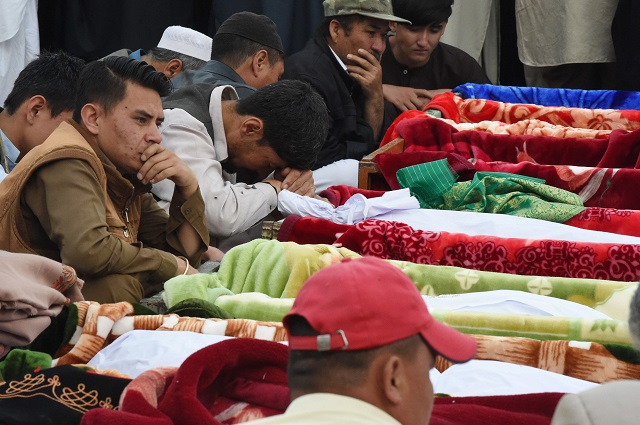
283, 0, 410, 190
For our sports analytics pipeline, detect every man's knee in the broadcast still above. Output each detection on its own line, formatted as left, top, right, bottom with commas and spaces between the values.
81, 274, 144, 304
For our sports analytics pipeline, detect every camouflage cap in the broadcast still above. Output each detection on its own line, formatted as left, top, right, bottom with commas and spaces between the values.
323, 0, 411, 24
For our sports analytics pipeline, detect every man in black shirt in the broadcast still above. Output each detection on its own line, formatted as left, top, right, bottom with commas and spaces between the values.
382, 0, 490, 121
283, 0, 409, 190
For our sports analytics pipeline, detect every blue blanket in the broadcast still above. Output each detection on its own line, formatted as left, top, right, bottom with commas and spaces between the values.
454, 83, 640, 110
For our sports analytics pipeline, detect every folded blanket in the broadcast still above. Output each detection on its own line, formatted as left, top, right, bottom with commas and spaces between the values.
0, 251, 84, 358
80, 339, 289, 425
454, 83, 640, 110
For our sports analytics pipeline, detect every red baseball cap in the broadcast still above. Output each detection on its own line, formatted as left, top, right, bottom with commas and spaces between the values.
284, 257, 476, 363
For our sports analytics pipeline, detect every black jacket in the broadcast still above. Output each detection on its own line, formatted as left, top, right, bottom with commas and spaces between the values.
169, 60, 256, 99
283, 33, 377, 169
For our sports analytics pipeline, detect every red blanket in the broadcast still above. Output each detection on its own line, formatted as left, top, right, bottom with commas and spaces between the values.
81, 339, 289, 425
431, 392, 564, 425
386, 116, 640, 169
279, 216, 640, 281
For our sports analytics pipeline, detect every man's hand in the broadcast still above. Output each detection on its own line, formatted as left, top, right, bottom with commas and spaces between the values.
383, 85, 453, 112
202, 246, 224, 262
275, 168, 315, 197
383, 85, 431, 111
138, 144, 199, 198
346, 49, 383, 98
346, 48, 385, 140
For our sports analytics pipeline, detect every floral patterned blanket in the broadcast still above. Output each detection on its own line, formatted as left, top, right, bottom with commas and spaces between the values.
429, 91, 640, 130
279, 216, 640, 283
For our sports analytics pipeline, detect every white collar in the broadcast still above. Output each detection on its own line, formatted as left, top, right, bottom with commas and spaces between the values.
208, 85, 239, 162
328, 46, 348, 72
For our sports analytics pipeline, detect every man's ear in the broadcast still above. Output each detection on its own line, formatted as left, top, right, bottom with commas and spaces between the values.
441, 21, 448, 35
81, 103, 101, 135
329, 19, 342, 44
389, 22, 398, 32
381, 355, 404, 406
240, 116, 264, 140
252, 50, 269, 77
164, 59, 183, 79
25, 95, 47, 124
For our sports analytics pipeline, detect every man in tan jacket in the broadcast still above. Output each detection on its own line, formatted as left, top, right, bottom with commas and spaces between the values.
0, 57, 209, 304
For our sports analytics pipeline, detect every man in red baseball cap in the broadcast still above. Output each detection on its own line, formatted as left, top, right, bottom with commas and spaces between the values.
248, 256, 476, 425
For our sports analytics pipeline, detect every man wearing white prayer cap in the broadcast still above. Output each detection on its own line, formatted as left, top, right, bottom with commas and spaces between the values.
107, 25, 212, 80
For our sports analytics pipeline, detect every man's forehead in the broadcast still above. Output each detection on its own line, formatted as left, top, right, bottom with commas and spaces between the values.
121, 83, 162, 111
405, 20, 446, 28
360, 16, 390, 29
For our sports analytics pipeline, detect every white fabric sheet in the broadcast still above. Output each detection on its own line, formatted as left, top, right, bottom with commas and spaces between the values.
279, 188, 640, 244
278, 188, 419, 225
432, 360, 598, 396
91, 329, 597, 396
424, 290, 611, 320
87, 330, 232, 378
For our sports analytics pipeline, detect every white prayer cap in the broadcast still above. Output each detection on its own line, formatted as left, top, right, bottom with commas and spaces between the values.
156, 26, 212, 61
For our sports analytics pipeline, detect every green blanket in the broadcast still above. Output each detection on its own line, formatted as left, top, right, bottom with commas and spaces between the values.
164, 239, 637, 321
396, 160, 585, 222
164, 240, 359, 306
167, 293, 633, 346
429, 309, 631, 347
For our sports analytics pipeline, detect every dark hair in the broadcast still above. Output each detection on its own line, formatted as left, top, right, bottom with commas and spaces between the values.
236, 80, 328, 169
73, 56, 172, 123
145, 46, 207, 72
286, 316, 422, 392
392, 0, 454, 27
212, 34, 284, 69
3, 51, 85, 117
319, 14, 369, 39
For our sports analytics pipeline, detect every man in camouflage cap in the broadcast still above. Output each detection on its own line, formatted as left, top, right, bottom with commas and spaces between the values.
283, 0, 409, 191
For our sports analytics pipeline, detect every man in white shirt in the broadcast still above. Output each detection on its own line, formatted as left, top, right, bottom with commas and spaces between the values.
153, 80, 329, 249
